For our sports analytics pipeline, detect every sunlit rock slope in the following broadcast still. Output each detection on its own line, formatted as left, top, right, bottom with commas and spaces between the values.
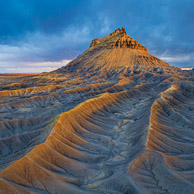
0, 28, 194, 194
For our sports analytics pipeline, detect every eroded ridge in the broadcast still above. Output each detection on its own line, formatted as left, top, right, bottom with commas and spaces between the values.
0, 82, 169, 193
129, 83, 194, 194
0, 76, 117, 170
0, 28, 194, 194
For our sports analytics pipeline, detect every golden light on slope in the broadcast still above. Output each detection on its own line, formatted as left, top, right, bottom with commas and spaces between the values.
0, 28, 193, 193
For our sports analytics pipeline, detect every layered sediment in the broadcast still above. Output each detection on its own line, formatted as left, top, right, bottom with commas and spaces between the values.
0, 28, 193, 193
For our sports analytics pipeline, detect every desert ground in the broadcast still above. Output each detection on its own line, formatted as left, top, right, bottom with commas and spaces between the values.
0, 28, 193, 193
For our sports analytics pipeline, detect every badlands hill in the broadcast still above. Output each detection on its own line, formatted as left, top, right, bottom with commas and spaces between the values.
0, 28, 194, 194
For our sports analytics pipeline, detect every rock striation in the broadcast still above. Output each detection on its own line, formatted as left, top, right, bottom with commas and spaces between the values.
55, 27, 173, 78
0, 28, 193, 194
90, 27, 147, 50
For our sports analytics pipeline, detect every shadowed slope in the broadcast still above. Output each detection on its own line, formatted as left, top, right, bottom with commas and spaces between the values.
129, 84, 194, 194
0, 82, 170, 193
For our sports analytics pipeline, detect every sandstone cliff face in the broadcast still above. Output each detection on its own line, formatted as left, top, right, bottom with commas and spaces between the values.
90, 27, 146, 50
111, 37, 147, 50
89, 38, 101, 48
0, 28, 193, 194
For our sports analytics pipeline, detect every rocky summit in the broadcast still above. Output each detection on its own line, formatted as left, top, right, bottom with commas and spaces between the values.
0, 28, 193, 194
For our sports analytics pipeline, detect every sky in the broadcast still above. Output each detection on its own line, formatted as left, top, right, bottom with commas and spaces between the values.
0, 0, 194, 73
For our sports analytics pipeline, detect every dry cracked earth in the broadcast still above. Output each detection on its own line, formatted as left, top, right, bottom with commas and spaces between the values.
0, 28, 194, 194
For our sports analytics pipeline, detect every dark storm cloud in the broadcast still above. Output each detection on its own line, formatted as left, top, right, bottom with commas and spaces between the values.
0, 0, 84, 40
0, 0, 194, 72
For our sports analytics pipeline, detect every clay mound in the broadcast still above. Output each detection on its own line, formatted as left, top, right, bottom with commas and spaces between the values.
54, 27, 173, 78
0, 28, 194, 193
